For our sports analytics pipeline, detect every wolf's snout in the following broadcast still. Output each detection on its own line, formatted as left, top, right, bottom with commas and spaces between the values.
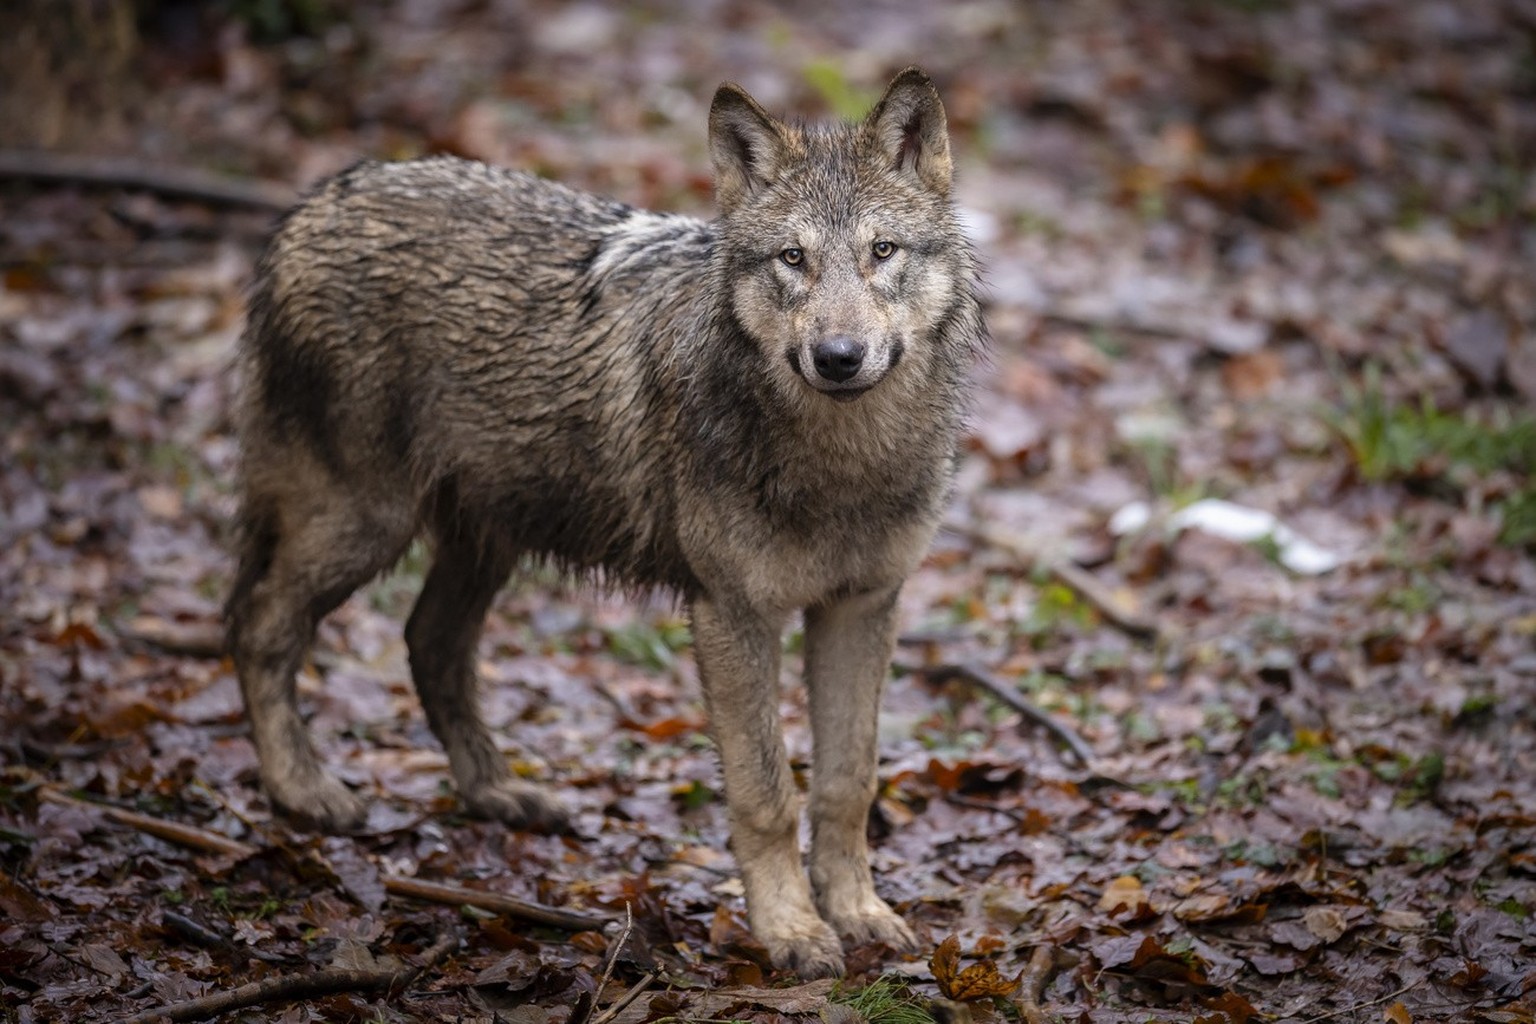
812, 336, 865, 383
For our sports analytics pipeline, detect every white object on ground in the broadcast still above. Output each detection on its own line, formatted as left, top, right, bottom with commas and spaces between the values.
1109, 498, 1343, 575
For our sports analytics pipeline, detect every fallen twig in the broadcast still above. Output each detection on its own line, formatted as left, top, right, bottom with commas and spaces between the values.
40, 788, 253, 859
953, 523, 1160, 641
0, 149, 295, 210
160, 909, 235, 951
119, 616, 226, 658
942, 792, 1032, 824
1298, 979, 1423, 1024
573, 902, 633, 1024
380, 875, 611, 932
591, 971, 660, 1024
1038, 311, 1186, 342
42, 789, 611, 932
117, 930, 459, 1024
920, 663, 1095, 768
160, 910, 287, 965
1016, 945, 1055, 1024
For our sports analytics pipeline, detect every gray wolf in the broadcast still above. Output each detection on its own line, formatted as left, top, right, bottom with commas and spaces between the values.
226, 67, 982, 977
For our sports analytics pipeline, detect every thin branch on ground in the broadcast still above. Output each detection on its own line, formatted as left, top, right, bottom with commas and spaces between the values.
118, 931, 459, 1024
572, 902, 633, 1024
40, 788, 254, 859
1299, 980, 1424, 1024
943, 792, 1033, 823
118, 616, 226, 658
1016, 945, 1055, 1024
1038, 311, 1187, 342
591, 971, 660, 1024
0, 149, 295, 210
42, 789, 611, 932
954, 523, 1161, 641
379, 876, 612, 932
919, 663, 1096, 767
160, 909, 288, 965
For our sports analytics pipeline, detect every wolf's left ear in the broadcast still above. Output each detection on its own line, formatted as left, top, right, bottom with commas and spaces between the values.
863, 67, 952, 196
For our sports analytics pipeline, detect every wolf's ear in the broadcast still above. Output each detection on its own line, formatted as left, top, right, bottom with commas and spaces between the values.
863, 67, 952, 196
709, 83, 792, 212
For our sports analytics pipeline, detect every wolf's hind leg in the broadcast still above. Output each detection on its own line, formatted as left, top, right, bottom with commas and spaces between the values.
406, 534, 567, 831
805, 586, 918, 952
228, 490, 411, 831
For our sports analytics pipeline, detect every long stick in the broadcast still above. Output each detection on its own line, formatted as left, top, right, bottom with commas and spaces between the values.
116, 931, 459, 1024
921, 663, 1095, 767
382, 875, 610, 932
1299, 980, 1423, 1024
1016, 945, 1055, 1024
41, 790, 611, 931
954, 523, 1160, 641
0, 149, 295, 210
591, 971, 660, 1024
40, 789, 254, 858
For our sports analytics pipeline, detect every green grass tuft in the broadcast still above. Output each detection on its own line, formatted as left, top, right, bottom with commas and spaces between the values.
833, 975, 937, 1024
1330, 365, 1536, 546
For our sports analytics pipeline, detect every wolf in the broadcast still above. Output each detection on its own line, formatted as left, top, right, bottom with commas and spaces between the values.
226, 67, 983, 977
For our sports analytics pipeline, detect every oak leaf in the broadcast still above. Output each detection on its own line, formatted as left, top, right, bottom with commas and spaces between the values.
930, 935, 1019, 1002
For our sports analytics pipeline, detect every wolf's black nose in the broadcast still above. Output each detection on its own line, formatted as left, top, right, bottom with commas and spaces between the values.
812, 336, 865, 383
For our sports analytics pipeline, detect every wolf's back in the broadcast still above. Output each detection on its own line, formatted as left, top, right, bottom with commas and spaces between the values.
237, 156, 714, 587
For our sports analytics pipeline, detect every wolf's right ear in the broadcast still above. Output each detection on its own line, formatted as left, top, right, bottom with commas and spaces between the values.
709, 84, 792, 213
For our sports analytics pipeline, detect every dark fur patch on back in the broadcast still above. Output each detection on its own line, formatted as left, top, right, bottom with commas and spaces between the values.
257, 317, 340, 469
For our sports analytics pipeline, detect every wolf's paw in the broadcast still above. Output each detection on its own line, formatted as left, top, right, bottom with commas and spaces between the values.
463, 779, 570, 833
821, 894, 918, 951
267, 770, 368, 833
760, 914, 846, 979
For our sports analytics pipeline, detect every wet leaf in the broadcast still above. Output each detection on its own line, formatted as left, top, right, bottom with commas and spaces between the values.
1301, 906, 1351, 945
930, 935, 1019, 1002
1098, 875, 1151, 918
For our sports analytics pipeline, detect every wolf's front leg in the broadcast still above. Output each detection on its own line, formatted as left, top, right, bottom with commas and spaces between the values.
804, 586, 918, 952
690, 595, 844, 978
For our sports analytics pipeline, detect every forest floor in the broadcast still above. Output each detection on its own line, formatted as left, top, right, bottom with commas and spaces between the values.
2, 1, 1534, 1022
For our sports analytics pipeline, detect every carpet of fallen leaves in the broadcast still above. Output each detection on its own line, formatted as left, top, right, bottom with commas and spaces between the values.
3, 2, 1535, 1023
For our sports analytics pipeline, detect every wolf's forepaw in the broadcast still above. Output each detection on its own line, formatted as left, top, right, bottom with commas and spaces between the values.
266, 770, 368, 833
463, 779, 570, 833
760, 914, 846, 979
822, 895, 918, 951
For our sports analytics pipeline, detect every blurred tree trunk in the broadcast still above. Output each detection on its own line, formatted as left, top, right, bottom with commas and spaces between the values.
0, 0, 141, 149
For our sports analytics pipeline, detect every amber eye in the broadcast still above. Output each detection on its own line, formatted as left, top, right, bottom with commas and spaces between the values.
872, 240, 897, 260
780, 247, 804, 267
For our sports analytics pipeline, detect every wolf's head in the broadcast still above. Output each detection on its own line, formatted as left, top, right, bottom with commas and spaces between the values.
708, 68, 973, 406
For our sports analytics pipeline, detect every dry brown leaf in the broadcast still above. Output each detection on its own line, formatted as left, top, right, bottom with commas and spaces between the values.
930, 935, 1020, 1002
1302, 906, 1350, 944
931, 936, 962, 988
1221, 349, 1284, 400
639, 715, 704, 740
1099, 875, 1150, 916
1378, 909, 1428, 931
1384, 1001, 1413, 1024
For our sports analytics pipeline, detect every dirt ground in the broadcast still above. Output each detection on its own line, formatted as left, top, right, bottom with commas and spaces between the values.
2, 1, 1534, 1022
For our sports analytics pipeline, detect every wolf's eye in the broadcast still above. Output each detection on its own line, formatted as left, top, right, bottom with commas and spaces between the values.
872, 240, 897, 260
780, 248, 804, 267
